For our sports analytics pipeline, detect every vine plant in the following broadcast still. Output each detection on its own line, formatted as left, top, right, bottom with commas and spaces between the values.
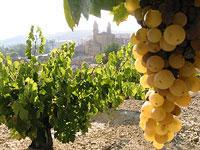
0, 26, 145, 149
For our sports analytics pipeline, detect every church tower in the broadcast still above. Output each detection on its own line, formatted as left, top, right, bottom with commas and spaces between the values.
107, 22, 111, 34
93, 21, 99, 42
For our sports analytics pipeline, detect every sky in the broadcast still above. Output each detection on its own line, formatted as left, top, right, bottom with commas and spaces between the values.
0, 0, 140, 40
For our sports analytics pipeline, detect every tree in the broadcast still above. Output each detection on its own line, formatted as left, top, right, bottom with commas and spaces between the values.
102, 42, 120, 63
10, 52, 19, 59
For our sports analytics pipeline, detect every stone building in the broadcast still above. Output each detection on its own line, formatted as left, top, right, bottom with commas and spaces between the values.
76, 21, 130, 56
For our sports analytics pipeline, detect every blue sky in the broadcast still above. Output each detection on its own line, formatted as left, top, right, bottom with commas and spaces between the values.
0, 0, 140, 40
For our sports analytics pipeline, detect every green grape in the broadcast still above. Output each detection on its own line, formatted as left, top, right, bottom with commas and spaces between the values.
149, 92, 164, 107
147, 28, 162, 43
144, 9, 162, 28
169, 79, 188, 97
154, 69, 175, 89
147, 55, 165, 72
151, 107, 166, 122
136, 28, 148, 42
164, 24, 186, 45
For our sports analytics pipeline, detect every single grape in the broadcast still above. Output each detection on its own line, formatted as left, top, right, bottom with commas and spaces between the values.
173, 12, 187, 26
147, 55, 165, 72
154, 69, 175, 89
149, 92, 164, 107
141, 101, 153, 118
168, 53, 185, 69
175, 93, 191, 107
144, 9, 162, 28
151, 107, 166, 121
162, 99, 175, 113
136, 28, 148, 42
164, 24, 186, 46
169, 79, 188, 97
147, 28, 162, 43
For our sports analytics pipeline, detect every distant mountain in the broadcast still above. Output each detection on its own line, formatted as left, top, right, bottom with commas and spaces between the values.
0, 30, 130, 46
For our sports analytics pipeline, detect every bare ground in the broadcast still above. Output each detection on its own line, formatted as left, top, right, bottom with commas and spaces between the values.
0, 92, 200, 150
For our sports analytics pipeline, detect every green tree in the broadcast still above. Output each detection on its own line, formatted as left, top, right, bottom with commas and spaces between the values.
10, 52, 19, 59
102, 42, 120, 63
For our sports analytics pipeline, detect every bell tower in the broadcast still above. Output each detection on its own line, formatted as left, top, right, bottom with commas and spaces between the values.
107, 22, 111, 34
93, 21, 99, 42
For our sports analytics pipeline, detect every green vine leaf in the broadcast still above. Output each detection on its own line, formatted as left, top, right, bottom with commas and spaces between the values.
111, 3, 129, 25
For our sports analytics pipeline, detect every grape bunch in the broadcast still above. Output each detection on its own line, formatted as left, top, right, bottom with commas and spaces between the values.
126, 0, 200, 149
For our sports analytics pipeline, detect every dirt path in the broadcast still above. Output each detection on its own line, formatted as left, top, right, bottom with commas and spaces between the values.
0, 92, 200, 150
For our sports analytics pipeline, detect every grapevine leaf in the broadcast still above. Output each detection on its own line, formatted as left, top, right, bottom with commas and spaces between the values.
64, 0, 125, 30
6, 56, 12, 65
95, 53, 105, 64
63, 0, 76, 30
111, 3, 129, 25
19, 108, 29, 120
12, 102, 21, 116
0, 52, 3, 63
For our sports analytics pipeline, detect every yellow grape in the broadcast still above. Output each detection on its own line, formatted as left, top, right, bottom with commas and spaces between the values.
162, 99, 175, 113
135, 58, 147, 73
144, 9, 162, 28
140, 74, 150, 88
145, 127, 156, 137
136, 28, 148, 42
145, 90, 154, 100
154, 69, 175, 89
130, 32, 139, 45
166, 90, 179, 102
181, 77, 195, 91
171, 105, 181, 116
141, 101, 153, 118
147, 55, 165, 72
155, 123, 168, 135
125, 0, 140, 15
132, 45, 142, 59
139, 120, 146, 130
146, 41, 161, 53
154, 133, 168, 144
160, 37, 176, 52
147, 74, 156, 87
147, 28, 162, 43
160, 112, 174, 125
149, 92, 164, 107
194, 0, 200, 7
173, 12, 187, 27
140, 113, 149, 122
164, 24, 186, 45
142, 6, 151, 17
179, 61, 195, 77
135, 42, 148, 55
175, 93, 191, 107
194, 55, 200, 69
145, 118, 157, 130
169, 79, 187, 97
151, 107, 166, 122
144, 133, 154, 142
153, 140, 164, 149
190, 76, 200, 92
133, 8, 143, 21
169, 53, 185, 69
156, 88, 168, 96
167, 131, 175, 142
167, 118, 182, 133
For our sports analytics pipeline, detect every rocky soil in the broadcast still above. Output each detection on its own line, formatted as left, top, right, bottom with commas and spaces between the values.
0, 92, 200, 150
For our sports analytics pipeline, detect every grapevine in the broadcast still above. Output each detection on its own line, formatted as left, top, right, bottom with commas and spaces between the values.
128, 0, 200, 149
0, 26, 145, 149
